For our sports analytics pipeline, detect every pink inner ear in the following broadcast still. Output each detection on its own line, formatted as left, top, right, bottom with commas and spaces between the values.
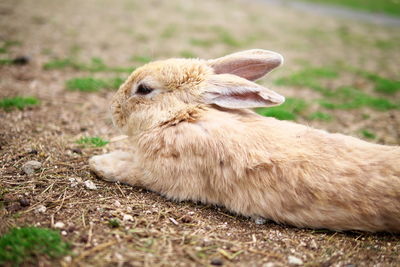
212, 58, 281, 81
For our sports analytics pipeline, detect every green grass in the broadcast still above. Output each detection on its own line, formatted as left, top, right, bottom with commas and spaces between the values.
131, 55, 152, 64
360, 129, 376, 139
0, 40, 21, 54
276, 66, 399, 111
76, 136, 109, 147
43, 57, 135, 73
0, 97, 40, 111
308, 111, 333, 121
212, 27, 242, 47
358, 71, 400, 94
0, 227, 70, 265
319, 87, 398, 110
299, 0, 400, 17
180, 50, 197, 58
66, 77, 124, 92
0, 58, 13, 65
275, 67, 339, 93
257, 98, 308, 120
108, 219, 121, 228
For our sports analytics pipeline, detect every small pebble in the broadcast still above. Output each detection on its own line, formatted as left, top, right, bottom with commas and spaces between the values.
114, 200, 122, 207
181, 215, 192, 223
254, 217, 267, 225
61, 231, 67, 236
71, 148, 82, 154
123, 214, 133, 222
210, 258, 223, 266
309, 239, 318, 249
12, 56, 30, 65
35, 205, 47, 213
27, 149, 38, 155
84, 180, 97, 190
18, 198, 30, 207
54, 222, 65, 229
22, 160, 42, 175
288, 255, 303, 265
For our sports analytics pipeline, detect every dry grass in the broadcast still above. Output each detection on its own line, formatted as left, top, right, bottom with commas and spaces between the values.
0, 0, 399, 266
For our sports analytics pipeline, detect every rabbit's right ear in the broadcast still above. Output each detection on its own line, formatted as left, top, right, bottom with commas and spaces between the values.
203, 74, 285, 109
207, 49, 283, 81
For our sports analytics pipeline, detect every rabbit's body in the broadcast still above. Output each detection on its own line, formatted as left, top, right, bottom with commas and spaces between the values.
90, 50, 400, 232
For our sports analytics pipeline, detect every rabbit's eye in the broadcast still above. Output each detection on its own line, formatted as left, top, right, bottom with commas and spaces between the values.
136, 84, 153, 95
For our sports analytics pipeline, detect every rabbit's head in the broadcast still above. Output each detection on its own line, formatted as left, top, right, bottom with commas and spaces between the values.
111, 49, 285, 135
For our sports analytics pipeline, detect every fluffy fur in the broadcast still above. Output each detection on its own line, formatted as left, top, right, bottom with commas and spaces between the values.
90, 49, 400, 232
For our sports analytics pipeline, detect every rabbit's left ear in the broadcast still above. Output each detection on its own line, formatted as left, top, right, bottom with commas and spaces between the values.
207, 49, 283, 81
203, 74, 285, 109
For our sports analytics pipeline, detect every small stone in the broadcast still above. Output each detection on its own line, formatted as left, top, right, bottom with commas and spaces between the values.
12, 56, 30, 65
210, 258, 223, 266
254, 217, 267, 225
169, 217, 179, 225
22, 160, 42, 175
84, 180, 97, 190
71, 148, 82, 154
309, 239, 318, 249
61, 230, 67, 236
18, 198, 30, 207
123, 214, 133, 222
288, 256, 303, 265
114, 200, 121, 207
27, 149, 38, 155
35, 205, 47, 213
63, 256, 72, 263
181, 215, 192, 223
54, 222, 65, 229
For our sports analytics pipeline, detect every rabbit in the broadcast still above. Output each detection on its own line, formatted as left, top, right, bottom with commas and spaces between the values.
89, 49, 400, 232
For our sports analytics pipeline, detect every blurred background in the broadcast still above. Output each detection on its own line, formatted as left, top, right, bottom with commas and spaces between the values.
1, 0, 399, 144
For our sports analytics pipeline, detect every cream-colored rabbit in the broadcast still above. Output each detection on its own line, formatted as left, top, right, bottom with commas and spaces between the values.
90, 49, 400, 232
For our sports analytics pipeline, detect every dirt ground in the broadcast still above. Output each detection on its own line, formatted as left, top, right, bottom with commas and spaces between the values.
0, 0, 399, 266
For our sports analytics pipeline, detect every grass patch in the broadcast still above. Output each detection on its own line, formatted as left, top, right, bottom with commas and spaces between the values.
43, 57, 134, 73
0, 40, 21, 54
161, 24, 177, 39
190, 38, 216, 48
212, 27, 242, 47
108, 219, 121, 228
299, 0, 400, 17
257, 98, 308, 120
308, 111, 333, 121
66, 77, 124, 92
319, 87, 398, 110
275, 67, 338, 93
360, 129, 376, 139
277, 66, 399, 111
131, 55, 152, 64
0, 58, 13, 65
180, 50, 197, 58
76, 137, 109, 147
358, 71, 400, 94
0, 97, 40, 111
0, 227, 70, 266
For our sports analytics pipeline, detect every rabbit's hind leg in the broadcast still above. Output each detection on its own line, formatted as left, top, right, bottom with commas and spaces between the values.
89, 151, 136, 184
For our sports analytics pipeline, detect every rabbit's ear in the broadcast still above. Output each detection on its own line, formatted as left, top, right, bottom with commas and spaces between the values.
207, 49, 283, 81
203, 74, 285, 109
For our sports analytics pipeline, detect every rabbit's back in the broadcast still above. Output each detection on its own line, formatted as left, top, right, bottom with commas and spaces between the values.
135, 107, 400, 232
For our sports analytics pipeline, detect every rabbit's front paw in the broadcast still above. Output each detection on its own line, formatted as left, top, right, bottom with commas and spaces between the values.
89, 151, 134, 183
